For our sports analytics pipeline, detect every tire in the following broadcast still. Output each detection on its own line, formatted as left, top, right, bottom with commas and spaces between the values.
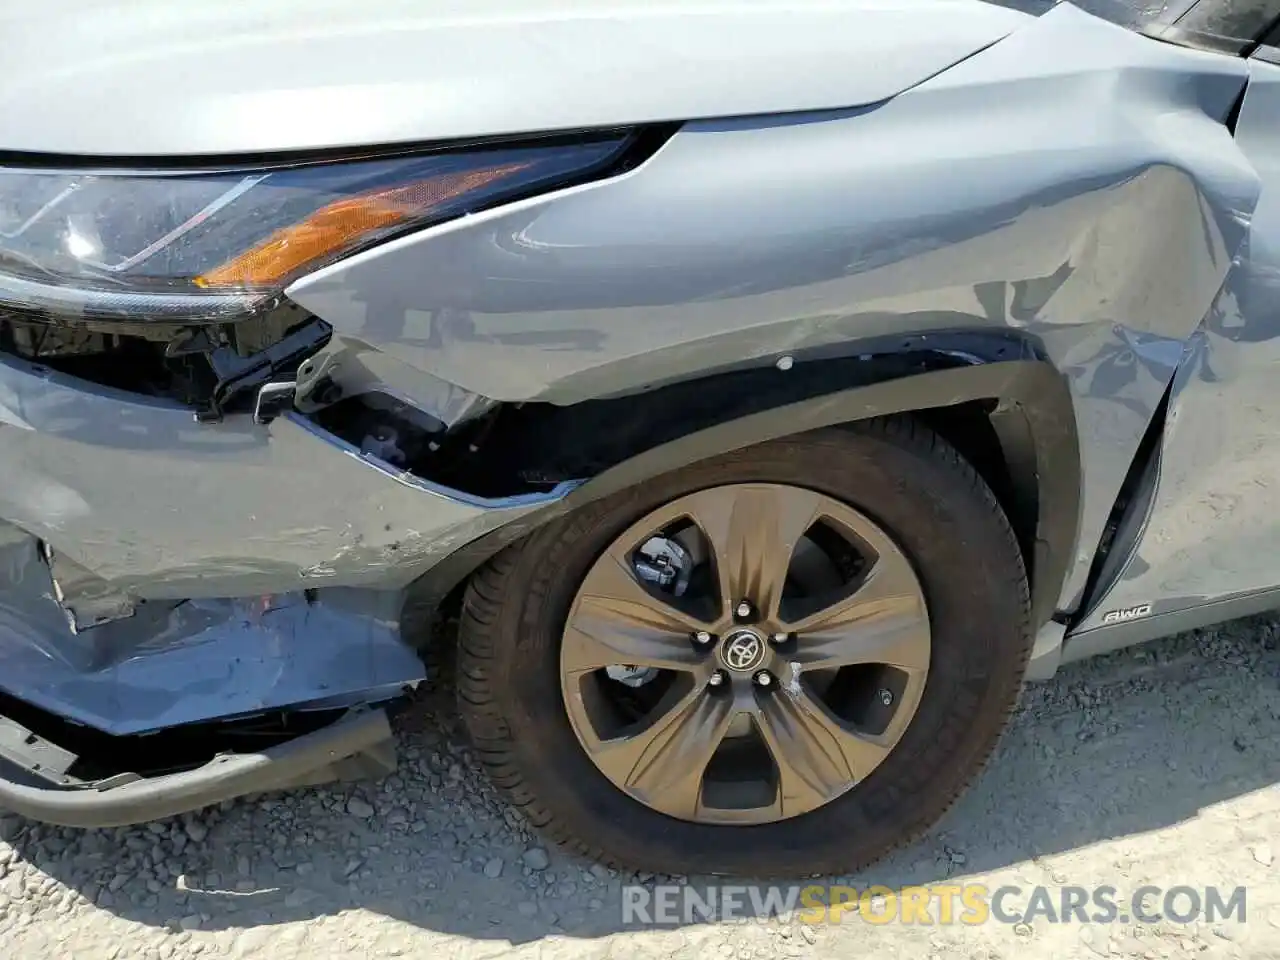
456, 417, 1031, 877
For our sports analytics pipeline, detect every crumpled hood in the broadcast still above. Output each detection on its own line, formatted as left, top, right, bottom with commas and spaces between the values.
0, 0, 1032, 157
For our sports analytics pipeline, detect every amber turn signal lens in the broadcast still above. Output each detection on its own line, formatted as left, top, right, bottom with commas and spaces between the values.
196, 162, 531, 289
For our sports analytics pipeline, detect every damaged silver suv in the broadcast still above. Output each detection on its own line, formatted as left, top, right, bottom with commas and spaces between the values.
3, 0, 1280, 876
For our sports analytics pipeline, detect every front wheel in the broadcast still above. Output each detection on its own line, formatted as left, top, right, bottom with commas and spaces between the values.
457, 419, 1031, 877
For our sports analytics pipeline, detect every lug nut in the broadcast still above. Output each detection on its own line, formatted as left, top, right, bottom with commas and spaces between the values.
735, 600, 754, 620
708, 670, 728, 688
879, 688, 894, 706
770, 632, 789, 645
754, 671, 773, 689
693, 630, 713, 645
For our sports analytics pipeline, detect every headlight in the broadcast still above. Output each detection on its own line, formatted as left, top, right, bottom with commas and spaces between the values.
0, 135, 629, 323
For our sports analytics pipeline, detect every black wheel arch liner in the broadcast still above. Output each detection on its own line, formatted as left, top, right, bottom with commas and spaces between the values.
410, 330, 1081, 637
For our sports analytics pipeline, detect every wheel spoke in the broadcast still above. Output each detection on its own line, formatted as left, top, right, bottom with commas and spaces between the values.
784, 553, 930, 673
592, 687, 737, 819
559, 482, 934, 828
755, 687, 892, 816
684, 485, 822, 620
563, 546, 709, 675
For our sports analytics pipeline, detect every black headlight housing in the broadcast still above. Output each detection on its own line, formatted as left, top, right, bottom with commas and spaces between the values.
0, 133, 631, 323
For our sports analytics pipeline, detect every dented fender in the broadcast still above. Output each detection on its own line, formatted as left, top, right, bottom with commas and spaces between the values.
290, 5, 1262, 612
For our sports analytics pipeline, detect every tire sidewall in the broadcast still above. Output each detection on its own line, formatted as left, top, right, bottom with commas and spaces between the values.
465, 424, 1030, 876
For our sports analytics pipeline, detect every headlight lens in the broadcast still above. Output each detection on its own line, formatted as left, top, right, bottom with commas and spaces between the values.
0, 136, 628, 322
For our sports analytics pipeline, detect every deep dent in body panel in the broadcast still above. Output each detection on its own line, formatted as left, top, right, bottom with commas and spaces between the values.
289, 5, 1260, 614
1072, 56, 1280, 636
0, 364, 569, 733
0, 525, 424, 735
0, 4, 1264, 738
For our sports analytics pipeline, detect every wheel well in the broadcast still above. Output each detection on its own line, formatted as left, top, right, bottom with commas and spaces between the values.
310, 330, 1039, 501
409, 398, 1044, 648
913, 401, 1039, 586
400, 348, 1072, 648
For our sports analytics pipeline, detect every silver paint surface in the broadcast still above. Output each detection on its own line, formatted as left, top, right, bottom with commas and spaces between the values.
0, 355, 570, 601
0, 0, 1027, 157
1072, 57, 1280, 637
291, 4, 1257, 610
0, 1, 1272, 738
0, 525, 424, 735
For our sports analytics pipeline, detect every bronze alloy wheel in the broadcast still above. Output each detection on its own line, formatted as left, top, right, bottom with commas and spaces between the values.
559, 483, 931, 825
457, 422, 1031, 877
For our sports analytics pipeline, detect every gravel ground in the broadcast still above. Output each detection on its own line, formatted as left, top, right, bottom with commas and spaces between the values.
1, 613, 1278, 959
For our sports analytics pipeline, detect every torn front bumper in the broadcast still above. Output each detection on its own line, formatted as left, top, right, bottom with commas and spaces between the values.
0, 351, 565, 823
0, 529, 422, 734
0, 708, 393, 829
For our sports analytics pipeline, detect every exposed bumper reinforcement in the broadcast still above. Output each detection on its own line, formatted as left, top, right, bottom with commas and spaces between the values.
0, 709, 392, 829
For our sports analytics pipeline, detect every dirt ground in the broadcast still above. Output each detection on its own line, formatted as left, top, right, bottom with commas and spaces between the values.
1, 612, 1278, 959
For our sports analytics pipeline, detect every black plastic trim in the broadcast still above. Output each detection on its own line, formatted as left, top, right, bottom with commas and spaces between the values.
1068, 386, 1171, 630
0, 709, 391, 828
408, 356, 1081, 637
